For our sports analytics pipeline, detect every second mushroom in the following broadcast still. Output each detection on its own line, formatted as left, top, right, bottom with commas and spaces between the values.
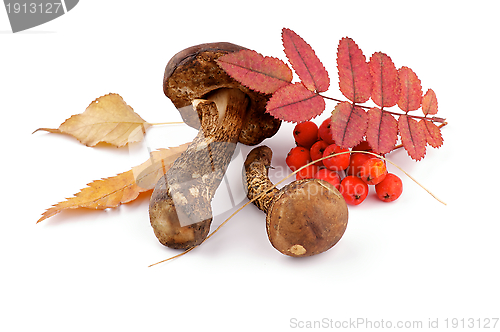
244, 146, 349, 257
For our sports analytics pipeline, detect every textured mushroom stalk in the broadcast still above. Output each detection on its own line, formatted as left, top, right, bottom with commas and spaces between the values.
244, 146, 349, 257
149, 88, 248, 249
243, 145, 279, 212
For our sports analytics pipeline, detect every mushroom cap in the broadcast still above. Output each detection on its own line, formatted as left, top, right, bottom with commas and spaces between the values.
163, 42, 281, 145
266, 179, 348, 257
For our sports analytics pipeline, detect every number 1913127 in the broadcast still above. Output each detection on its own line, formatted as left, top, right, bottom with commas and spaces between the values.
6, 2, 62, 14
444, 318, 498, 329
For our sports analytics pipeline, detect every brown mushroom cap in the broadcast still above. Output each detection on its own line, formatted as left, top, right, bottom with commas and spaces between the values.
266, 179, 348, 257
163, 42, 281, 145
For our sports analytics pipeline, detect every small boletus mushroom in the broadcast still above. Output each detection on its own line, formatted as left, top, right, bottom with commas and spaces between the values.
244, 146, 348, 257
149, 43, 281, 250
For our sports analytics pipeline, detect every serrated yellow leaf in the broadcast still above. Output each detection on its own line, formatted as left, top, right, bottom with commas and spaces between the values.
37, 143, 190, 223
35, 93, 151, 147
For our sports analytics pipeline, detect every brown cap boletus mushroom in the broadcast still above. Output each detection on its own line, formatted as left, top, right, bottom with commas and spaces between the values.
244, 146, 348, 257
149, 43, 281, 250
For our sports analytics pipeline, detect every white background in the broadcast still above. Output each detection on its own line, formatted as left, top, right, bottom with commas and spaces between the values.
1, 1, 499, 331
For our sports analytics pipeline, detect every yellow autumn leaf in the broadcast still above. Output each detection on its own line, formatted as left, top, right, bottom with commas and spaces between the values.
35, 93, 151, 147
37, 143, 190, 223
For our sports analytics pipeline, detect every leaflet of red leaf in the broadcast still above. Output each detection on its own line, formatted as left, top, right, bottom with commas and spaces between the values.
217, 49, 293, 94
282, 28, 330, 93
266, 83, 325, 123
366, 107, 398, 154
330, 101, 368, 149
398, 115, 427, 161
420, 119, 443, 148
422, 89, 438, 116
397, 66, 422, 112
369, 52, 400, 108
337, 37, 372, 103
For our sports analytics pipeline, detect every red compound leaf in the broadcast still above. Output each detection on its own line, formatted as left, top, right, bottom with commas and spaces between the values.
397, 66, 422, 112
217, 49, 292, 94
366, 107, 398, 154
422, 89, 438, 116
330, 101, 368, 149
369, 52, 400, 108
420, 119, 443, 148
337, 37, 372, 103
398, 115, 427, 160
282, 28, 330, 93
266, 83, 325, 123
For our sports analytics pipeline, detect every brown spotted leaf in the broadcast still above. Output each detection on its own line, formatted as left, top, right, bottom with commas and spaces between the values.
217, 49, 293, 94
366, 107, 398, 154
330, 101, 368, 149
266, 83, 325, 122
36, 143, 190, 223
397, 67, 422, 112
34, 94, 151, 147
282, 28, 330, 92
398, 115, 426, 160
420, 119, 443, 148
337, 37, 372, 103
369, 52, 400, 108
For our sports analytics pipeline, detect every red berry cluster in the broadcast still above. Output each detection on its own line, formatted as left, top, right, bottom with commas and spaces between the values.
287, 119, 403, 205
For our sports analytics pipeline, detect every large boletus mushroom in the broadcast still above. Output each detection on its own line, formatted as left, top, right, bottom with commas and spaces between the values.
149, 43, 281, 249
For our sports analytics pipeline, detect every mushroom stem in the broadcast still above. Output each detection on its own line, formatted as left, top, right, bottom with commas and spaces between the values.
149, 88, 248, 249
243, 146, 349, 257
243, 146, 280, 213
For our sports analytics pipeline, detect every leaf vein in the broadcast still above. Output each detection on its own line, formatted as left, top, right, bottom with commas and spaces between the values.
266, 93, 319, 112
291, 39, 316, 91
221, 61, 291, 84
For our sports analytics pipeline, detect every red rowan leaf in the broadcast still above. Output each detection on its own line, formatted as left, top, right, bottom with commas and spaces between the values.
282, 28, 330, 93
330, 101, 368, 149
337, 37, 372, 103
422, 89, 438, 116
369, 52, 400, 108
398, 115, 426, 160
266, 83, 325, 122
217, 49, 292, 94
420, 119, 443, 148
366, 107, 398, 154
397, 66, 422, 112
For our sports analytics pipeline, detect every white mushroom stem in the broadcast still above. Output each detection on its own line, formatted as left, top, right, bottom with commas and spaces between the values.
193, 89, 231, 126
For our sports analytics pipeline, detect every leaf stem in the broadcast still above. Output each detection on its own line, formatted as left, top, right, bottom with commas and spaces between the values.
391, 122, 448, 152
318, 93, 446, 124
318, 94, 344, 104
146, 121, 185, 126
383, 110, 446, 123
